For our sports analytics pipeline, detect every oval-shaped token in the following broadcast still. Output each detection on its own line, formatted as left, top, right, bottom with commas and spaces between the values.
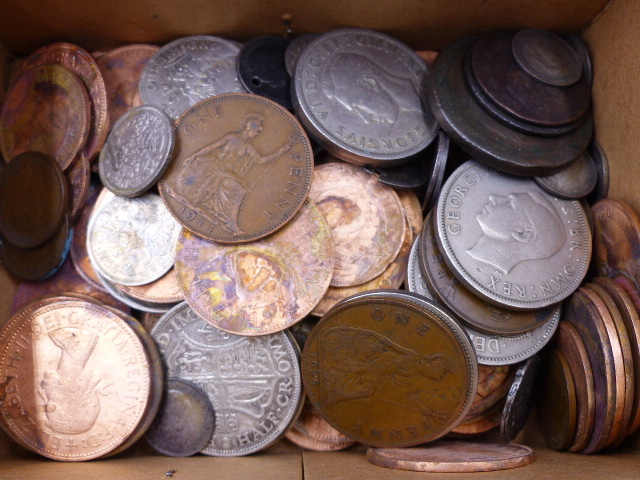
159, 93, 313, 244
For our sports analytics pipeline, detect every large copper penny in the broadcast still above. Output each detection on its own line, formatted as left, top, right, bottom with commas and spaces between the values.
302, 292, 477, 447
367, 441, 534, 473
175, 200, 333, 335
0, 151, 69, 248
0, 64, 90, 171
159, 93, 313, 244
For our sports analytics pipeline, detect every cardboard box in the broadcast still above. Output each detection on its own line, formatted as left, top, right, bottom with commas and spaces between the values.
0, 0, 639, 477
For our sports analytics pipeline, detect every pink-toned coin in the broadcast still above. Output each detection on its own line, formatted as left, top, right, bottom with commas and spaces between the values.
119, 267, 183, 305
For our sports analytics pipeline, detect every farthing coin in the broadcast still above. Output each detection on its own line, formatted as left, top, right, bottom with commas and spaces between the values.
158, 93, 313, 244
436, 160, 591, 311
87, 193, 181, 286
293, 28, 438, 167
150, 302, 303, 456
99, 105, 175, 197
139, 36, 245, 120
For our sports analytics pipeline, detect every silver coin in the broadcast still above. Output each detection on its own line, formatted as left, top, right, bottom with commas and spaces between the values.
285, 33, 318, 77
95, 269, 176, 314
404, 235, 435, 301
422, 130, 449, 214
139, 36, 245, 120
534, 150, 597, 199
435, 160, 591, 311
150, 302, 304, 457
99, 105, 175, 197
87, 193, 181, 286
293, 28, 438, 167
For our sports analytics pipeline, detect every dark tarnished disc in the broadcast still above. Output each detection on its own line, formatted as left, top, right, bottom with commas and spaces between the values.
0, 151, 68, 248
586, 142, 609, 205
144, 378, 216, 457
428, 37, 592, 176
67, 153, 91, 221
500, 355, 541, 443
534, 149, 597, 199
421, 130, 449, 214
363, 154, 429, 189
237, 36, 292, 110
566, 34, 594, 87
302, 291, 478, 448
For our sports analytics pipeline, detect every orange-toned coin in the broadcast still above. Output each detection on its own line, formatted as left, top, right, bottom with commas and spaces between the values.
67, 153, 91, 221
119, 267, 183, 305
466, 365, 513, 417
450, 400, 504, 436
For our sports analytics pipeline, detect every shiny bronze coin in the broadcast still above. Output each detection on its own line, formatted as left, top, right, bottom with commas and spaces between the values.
554, 321, 596, 452
95, 44, 160, 127
450, 399, 504, 436
500, 355, 541, 443
302, 292, 478, 447
144, 378, 216, 457
159, 92, 313, 244
367, 441, 534, 473
0, 151, 69, 248
18, 42, 110, 162
67, 153, 91, 221
397, 189, 424, 239
534, 149, 598, 199
467, 365, 513, 417
119, 267, 183, 306
0, 64, 90, 171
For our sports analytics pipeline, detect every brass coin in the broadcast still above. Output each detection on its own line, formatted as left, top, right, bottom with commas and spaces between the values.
0, 151, 69, 248
158, 92, 313, 244
302, 292, 478, 447
0, 64, 90, 171
175, 200, 334, 335
366, 441, 534, 473
308, 162, 405, 287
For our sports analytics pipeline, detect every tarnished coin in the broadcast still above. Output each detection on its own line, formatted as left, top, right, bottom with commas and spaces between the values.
140, 36, 244, 120
422, 130, 449, 214
151, 302, 303, 456
87, 193, 181, 286
99, 105, 175, 197
175, 200, 333, 335
586, 142, 609, 205
363, 156, 430, 189
512, 29, 583, 87
144, 378, 216, 457
0, 151, 68, 248
285, 33, 318, 77
467, 365, 513, 417
405, 235, 435, 301
367, 441, 534, 473
436, 160, 591, 311
302, 291, 478, 447
566, 34, 593, 86
534, 150, 597, 199
449, 399, 504, 435
158, 93, 313, 244
67, 153, 91, 221
293, 28, 439, 167
309, 162, 405, 287
95, 44, 160, 126
119, 267, 183, 306
0, 64, 90, 171
500, 355, 541, 443
95, 269, 174, 314
18, 42, 110, 162
0, 299, 152, 460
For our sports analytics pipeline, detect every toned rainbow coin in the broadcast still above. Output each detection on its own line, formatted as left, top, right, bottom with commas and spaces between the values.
366, 441, 534, 473
0, 299, 152, 460
302, 292, 477, 447
159, 93, 313, 244
436, 160, 591, 311
175, 200, 333, 335
500, 355, 541, 443
0, 64, 90, 171
150, 302, 303, 456
309, 162, 405, 287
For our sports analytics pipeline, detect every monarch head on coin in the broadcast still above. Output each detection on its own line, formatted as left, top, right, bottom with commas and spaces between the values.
468, 191, 566, 274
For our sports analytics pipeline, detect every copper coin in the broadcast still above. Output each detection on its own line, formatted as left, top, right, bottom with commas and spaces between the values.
367, 441, 534, 473
175, 200, 333, 335
500, 355, 541, 443
0, 151, 69, 248
450, 399, 504, 435
309, 162, 405, 287
554, 321, 596, 452
94, 269, 175, 314
467, 365, 513, 417
119, 267, 183, 306
67, 153, 91, 221
534, 149, 598, 200
302, 292, 478, 447
405, 235, 436, 302
18, 42, 110, 162
158, 93, 313, 244
0, 64, 90, 170
0, 299, 152, 460
285, 426, 355, 452
95, 44, 159, 127
397, 188, 424, 239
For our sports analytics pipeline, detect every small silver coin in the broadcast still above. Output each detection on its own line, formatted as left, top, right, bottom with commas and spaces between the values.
534, 150, 597, 199
150, 302, 304, 457
99, 105, 175, 197
435, 160, 591, 311
404, 235, 435, 301
144, 377, 216, 457
139, 36, 245, 120
293, 28, 438, 167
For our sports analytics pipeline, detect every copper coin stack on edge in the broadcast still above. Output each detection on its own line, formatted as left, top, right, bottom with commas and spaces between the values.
0, 24, 631, 471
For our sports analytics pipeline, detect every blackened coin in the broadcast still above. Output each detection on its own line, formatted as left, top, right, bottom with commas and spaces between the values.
500, 355, 541, 442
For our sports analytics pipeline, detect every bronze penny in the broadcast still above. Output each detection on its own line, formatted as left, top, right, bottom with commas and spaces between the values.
0, 64, 90, 171
95, 44, 160, 127
302, 292, 478, 447
554, 321, 595, 453
119, 267, 183, 306
308, 162, 406, 287
0, 151, 69, 248
285, 426, 355, 452
500, 355, 541, 443
175, 200, 334, 335
367, 441, 534, 473
67, 153, 91, 221
450, 399, 504, 436
18, 42, 110, 162
159, 92, 313, 244
467, 365, 513, 417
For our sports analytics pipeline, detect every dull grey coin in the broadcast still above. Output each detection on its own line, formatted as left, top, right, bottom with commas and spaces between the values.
145, 378, 216, 457
500, 355, 541, 442
534, 150, 597, 199
285, 33, 318, 77
405, 235, 435, 301
422, 130, 449, 214
586, 142, 609, 205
